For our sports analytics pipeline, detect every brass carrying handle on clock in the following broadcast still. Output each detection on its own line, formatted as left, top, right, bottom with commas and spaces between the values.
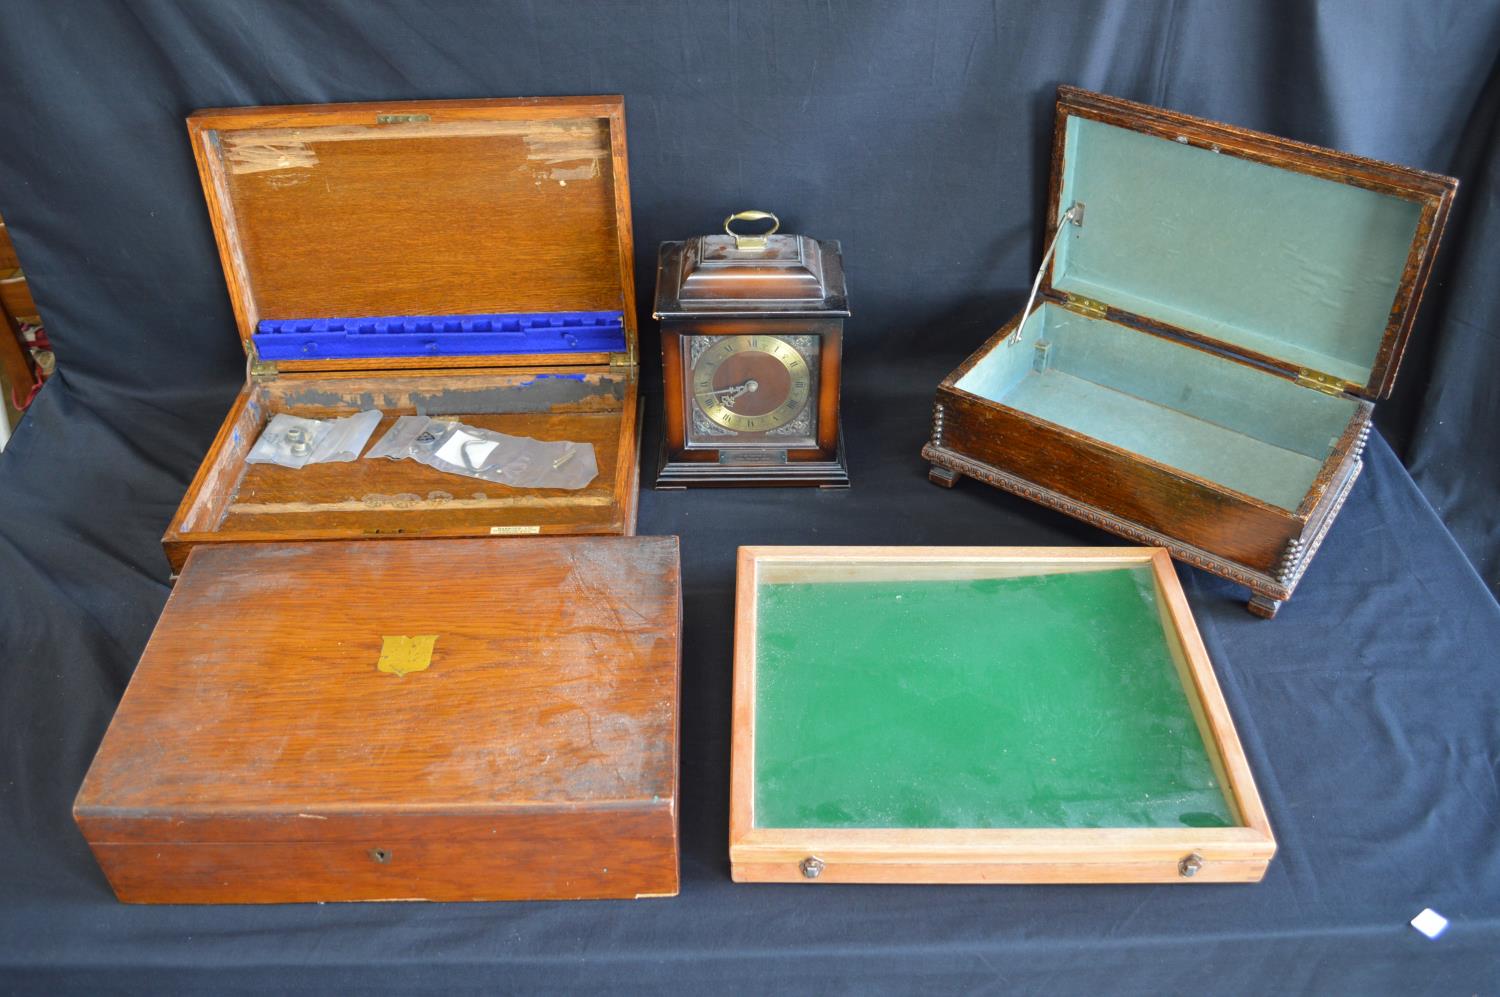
724, 210, 780, 250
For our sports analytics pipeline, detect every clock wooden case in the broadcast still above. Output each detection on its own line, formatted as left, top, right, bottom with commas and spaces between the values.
923, 87, 1457, 617
654, 212, 849, 488
163, 95, 643, 573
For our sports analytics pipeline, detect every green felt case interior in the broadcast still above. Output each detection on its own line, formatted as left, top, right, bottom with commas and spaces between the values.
1052, 116, 1424, 389
956, 303, 1359, 510
752, 564, 1237, 830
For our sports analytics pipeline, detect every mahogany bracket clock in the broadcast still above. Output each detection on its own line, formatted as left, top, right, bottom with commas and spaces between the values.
654, 211, 849, 488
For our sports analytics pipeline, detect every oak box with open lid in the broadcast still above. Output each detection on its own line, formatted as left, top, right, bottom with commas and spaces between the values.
163, 96, 644, 571
922, 86, 1457, 617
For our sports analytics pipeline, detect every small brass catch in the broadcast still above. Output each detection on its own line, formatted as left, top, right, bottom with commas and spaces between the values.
1062, 294, 1108, 320
1294, 368, 1351, 396
247, 343, 278, 380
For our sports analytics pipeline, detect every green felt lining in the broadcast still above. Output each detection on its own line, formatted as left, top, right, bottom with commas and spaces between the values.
1053, 116, 1424, 388
956, 303, 1358, 510
752, 566, 1236, 830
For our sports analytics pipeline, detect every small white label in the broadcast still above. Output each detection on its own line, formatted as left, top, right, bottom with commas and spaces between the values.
1410, 908, 1449, 939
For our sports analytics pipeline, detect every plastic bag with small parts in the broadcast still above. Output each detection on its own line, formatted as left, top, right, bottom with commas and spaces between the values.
364, 415, 598, 490
246, 410, 383, 469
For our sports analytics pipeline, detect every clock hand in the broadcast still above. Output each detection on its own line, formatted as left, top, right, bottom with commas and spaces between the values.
702, 378, 760, 403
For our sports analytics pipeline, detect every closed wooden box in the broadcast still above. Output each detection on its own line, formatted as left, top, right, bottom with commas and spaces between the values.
75, 536, 682, 903
163, 96, 642, 573
922, 87, 1457, 617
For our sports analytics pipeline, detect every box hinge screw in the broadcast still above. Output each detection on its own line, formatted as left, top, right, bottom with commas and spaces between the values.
799, 856, 825, 879
1178, 852, 1204, 878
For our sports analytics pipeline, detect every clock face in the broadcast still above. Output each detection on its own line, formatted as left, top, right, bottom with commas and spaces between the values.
686, 334, 819, 448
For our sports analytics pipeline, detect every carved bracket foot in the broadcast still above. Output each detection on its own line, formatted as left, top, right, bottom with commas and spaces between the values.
928, 465, 961, 489
1247, 594, 1282, 619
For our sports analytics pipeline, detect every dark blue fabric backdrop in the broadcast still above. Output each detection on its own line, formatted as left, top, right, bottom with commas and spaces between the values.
0, 2, 1497, 993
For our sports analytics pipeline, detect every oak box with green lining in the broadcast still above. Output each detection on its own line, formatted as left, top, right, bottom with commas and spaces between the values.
923, 85, 1457, 619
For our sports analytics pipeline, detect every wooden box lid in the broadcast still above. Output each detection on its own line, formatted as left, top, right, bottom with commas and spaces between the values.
1041, 86, 1456, 399
75, 536, 680, 902
187, 96, 638, 370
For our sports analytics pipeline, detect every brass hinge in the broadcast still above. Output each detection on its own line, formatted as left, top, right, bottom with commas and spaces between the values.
1062, 293, 1108, 320
375, 113, 431, 125
608, 351, 633, 367
1294, 368, 1350, 396
247, 343, 277, 380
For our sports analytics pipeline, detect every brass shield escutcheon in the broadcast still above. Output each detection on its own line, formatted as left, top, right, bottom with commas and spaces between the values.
377, 635, 438, 677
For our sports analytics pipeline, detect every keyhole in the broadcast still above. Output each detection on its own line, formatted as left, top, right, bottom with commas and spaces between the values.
370, 847, 392, 864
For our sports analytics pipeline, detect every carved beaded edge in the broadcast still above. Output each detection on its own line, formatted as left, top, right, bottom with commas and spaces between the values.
921, 436, 1364, 604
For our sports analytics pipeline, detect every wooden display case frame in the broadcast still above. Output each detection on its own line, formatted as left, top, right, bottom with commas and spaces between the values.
729, 546, 1276, 884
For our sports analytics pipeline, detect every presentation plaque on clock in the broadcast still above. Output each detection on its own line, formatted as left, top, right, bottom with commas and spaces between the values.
654, 211, 850, 488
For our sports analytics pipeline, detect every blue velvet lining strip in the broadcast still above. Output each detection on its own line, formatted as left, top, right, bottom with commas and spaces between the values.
252, 311, 627, 360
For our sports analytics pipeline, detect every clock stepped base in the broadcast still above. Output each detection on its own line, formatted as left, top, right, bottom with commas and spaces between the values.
656, 442, 849, 489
